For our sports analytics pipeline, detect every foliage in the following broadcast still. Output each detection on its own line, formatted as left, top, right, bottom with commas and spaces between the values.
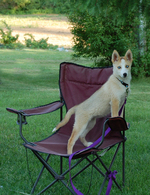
68, 10, 139, 72
0, 0, 69, 14
52, 0, 150, 22
70, 11, 130, 60
24, 33, 58, 49
66, 3, 150, 77
0, 21, 58, 50
140, 27, 150, 77
49, 0, 150, 77
0, 42, 25, 49
0, 20, 19, 45
1, 0, 150, 18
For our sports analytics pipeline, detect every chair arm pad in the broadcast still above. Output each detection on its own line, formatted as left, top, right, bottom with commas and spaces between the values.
6, 101, 64, 116
107, 117, 130, 131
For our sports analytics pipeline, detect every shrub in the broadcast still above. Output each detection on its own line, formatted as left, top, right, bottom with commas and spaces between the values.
0, 0, 69, 14
0, 20, 19, 45
68, 9, 150, 77
24, 33, 58, 49
0, 22, 58, 50
69, 12, 130, 64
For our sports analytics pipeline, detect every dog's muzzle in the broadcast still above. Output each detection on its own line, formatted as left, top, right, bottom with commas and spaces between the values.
123, 73, 127, 78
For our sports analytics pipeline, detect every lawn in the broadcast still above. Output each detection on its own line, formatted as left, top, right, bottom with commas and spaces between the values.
0, 49, 150, 195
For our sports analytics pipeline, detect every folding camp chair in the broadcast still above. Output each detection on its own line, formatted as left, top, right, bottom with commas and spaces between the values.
6, 62, 129, 195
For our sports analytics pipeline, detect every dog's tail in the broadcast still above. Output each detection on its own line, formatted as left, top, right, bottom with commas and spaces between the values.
52, 106, 77, 132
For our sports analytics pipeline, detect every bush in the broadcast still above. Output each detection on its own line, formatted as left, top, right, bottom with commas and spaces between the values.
0, 0, 69, 14
24, 33, 58, 49
0, 42, 24, 49
0, 22, 58, 50
68, 9, 150, 77
69, 12, 130, 63
0, 20, 19, 45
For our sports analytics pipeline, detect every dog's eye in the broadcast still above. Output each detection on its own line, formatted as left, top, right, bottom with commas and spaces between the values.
126, 65, 129, 68
117, 66, 121, 69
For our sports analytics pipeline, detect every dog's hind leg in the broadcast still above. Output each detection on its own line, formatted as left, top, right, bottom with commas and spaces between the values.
79, 118, 96, 147
67, 124, 87, 154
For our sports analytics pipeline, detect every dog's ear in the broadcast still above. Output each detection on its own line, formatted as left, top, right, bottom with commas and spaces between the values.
125, 49, 133, 62
112, 50, 120, 63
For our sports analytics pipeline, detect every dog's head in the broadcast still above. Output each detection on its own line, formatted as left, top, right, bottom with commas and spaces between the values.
112, 49, 133, 80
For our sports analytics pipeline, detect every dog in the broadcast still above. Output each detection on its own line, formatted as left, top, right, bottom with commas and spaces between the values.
53, 49, 133, 154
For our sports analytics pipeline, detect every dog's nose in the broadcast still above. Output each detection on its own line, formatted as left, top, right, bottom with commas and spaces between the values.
123, 73, 127, 77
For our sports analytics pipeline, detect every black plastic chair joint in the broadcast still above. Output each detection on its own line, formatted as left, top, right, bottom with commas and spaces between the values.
17, 114, 28, 125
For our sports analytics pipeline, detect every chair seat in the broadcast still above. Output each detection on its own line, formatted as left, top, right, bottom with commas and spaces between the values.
24, 131, 124, 157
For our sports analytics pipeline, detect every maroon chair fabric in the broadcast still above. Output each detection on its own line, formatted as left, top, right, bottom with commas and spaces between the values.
7, 101, 63, 116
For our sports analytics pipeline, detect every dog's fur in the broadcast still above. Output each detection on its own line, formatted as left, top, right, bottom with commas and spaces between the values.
53, 49, 133, 154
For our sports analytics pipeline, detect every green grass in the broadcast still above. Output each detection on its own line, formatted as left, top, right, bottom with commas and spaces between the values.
0, 49, 150, 195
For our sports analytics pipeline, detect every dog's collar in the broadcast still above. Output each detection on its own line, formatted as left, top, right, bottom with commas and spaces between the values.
116, 77, 129, 88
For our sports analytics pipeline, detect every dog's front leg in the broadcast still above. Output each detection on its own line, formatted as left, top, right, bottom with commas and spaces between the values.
111, 98, 119, 117
79, 118, 96, 147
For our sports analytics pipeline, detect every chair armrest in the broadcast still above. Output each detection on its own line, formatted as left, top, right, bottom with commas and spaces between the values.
93, 117, 129, 150
6, 101, 64, 116
6, 101, 64, 145
107, 117, 130, 131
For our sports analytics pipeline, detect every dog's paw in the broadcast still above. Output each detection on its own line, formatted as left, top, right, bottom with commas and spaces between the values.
52, 127, 57, 132
67, 149, 72, 155
86, 142, 93, 147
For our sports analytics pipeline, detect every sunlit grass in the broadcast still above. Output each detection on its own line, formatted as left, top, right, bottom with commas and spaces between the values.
0, 14, 69, 28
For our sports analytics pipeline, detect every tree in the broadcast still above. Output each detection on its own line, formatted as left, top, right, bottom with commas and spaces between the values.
69, 10, 138, 64
59, 0, 150, 22
53, 0, 150, 76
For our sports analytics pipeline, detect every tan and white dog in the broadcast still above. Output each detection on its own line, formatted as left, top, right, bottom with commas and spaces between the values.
53, 49, 133, 154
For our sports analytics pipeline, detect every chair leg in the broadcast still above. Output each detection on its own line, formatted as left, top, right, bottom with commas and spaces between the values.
31, 154, 50, 194
97, 143, 122, 194
123, 140, 125, 187
108, 143, 122, 191
60, 156, 63, 174
30, 150, 76, 195
98, 175, 108, 195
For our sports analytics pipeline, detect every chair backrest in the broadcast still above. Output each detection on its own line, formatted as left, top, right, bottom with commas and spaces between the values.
58, 62, 113, 143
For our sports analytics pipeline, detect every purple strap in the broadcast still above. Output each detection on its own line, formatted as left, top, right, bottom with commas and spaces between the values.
69, 128, 111, 195
105, 171, 118, 195
69, 99, 126, 195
